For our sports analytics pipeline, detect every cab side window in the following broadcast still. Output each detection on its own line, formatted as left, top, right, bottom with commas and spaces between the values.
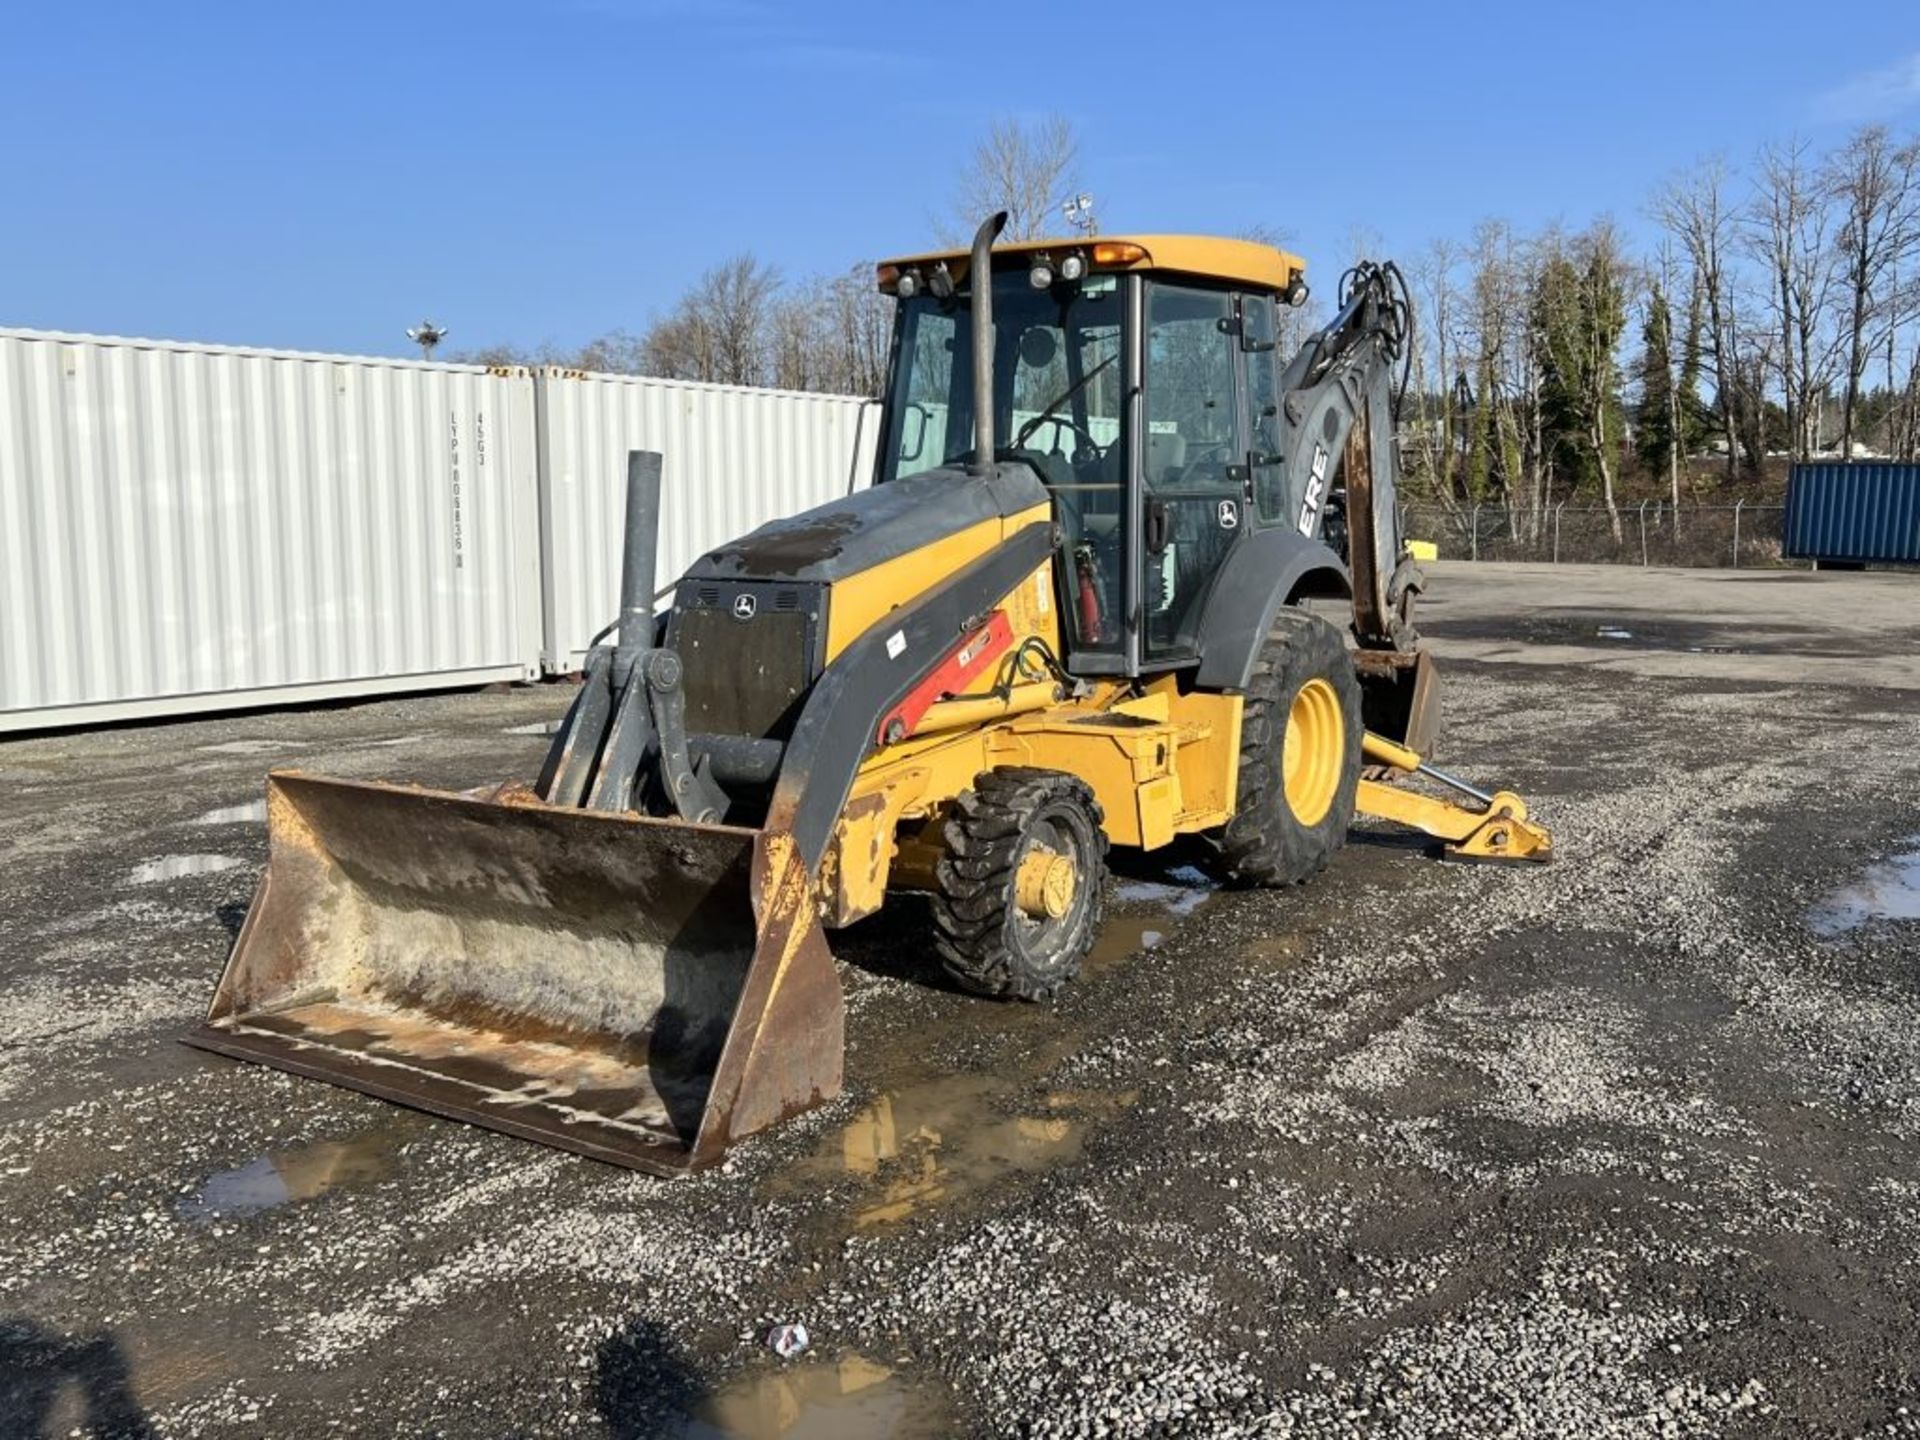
1141, 283, 1245, 660
1144, 288, 1239, 488
888, 308, 962, 479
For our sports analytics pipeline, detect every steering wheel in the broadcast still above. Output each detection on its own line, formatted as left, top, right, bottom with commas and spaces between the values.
1015, 412, 1103, 462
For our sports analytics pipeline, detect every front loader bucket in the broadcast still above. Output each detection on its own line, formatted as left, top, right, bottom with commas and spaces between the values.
186, 773, 843, 1175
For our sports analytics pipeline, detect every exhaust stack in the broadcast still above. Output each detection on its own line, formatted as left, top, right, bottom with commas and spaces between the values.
967, 210, 1008, 477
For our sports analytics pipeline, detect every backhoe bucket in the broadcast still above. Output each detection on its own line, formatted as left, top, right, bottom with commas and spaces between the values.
186, 773, 843, 1175
1353, 648, 1440, 759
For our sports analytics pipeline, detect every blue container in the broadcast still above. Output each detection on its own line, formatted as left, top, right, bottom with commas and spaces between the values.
1784, 463, 1920, 565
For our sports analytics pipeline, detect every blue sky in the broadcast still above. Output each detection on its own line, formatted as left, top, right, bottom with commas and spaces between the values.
4, 0, 1916, 359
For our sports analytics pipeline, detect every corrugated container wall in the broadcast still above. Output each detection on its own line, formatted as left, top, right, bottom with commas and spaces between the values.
1783, 462, 1920, 565
0, 330, 543, 731
536, 368, 881, 670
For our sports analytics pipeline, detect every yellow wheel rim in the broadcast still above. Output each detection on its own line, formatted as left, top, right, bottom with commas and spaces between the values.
1015, 849, 1077, 920
1282, 677, 1343, 827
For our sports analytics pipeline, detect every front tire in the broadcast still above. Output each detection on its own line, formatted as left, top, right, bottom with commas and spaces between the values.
931, 769, 1108, 1000
1214, 609, 1363, 885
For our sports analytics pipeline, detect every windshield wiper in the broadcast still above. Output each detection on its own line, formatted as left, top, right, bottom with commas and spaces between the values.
1013, 350, 1120, 448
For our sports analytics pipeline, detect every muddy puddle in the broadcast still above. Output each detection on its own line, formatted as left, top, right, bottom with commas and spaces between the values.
1810, 839, 1920, 937
674, 1354, 948, 1438
189, 799, 267, 826
1084, 913, 1167, 972
127, 854, 244, 883
1112, 863, 1216, 914
789, 1075, 1136, 1227
773, 863, 1195, 1224
1087, 864, 1216, 974
178, 1129, 400, 1222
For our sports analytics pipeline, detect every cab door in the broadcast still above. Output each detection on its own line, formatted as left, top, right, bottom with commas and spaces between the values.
1136, 282, 1250, 665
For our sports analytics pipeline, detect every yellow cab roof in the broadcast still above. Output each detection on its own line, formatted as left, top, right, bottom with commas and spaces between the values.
878, 233, 1308, 293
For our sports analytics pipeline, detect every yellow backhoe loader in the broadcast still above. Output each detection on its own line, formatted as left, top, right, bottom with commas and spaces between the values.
188, 216, 1549, 1173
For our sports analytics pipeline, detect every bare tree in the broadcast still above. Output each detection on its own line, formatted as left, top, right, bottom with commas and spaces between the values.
768, 289, 825, 393
704, 255, 782, 386
767, 265, 894, 396
1826, 125, 1920, 457
1460, 220, 1545, 529
818, 265, 894, 397
1899, 338, 1920, 460
1237, 223, 1290, 247
1634, 244, 1686, 516
1405, 237, 1461, 509
639, 308, 712, 382
1744, 138, 1841, 458
950, 116, 1082, 242
572, 330, 648, 375
642, 254, 783, 386
1654, 160, 1744, 474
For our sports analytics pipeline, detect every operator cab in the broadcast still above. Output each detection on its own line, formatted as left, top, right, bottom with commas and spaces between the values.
876, 235, 1311, 678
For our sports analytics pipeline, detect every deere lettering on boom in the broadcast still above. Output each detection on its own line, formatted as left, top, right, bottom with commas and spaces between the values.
188, 215, 1551, 1174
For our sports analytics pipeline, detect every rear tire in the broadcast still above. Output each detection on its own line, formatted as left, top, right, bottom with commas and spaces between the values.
1214, 609, 1363, 885
932, 769, 1108, 1001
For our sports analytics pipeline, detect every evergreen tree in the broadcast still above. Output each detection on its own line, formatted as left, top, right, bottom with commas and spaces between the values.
1534, 230, 1629, 538
1633, 280, 1678, 479
1676, 277, 1711, 455
1467, 355, 1497, 498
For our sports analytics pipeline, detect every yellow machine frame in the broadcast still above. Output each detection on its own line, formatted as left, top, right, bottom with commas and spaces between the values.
818, 536, 1246, 925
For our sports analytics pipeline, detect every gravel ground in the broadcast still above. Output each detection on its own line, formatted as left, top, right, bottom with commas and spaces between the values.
2, 564, 1918, 1438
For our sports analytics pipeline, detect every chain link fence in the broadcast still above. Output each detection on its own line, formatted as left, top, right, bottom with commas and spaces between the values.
1399, 502, 1793, 568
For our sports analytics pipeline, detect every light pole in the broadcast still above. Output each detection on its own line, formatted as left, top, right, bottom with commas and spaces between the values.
406, 320, 448, 361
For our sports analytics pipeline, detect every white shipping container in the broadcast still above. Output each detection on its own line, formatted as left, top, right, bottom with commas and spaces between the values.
536, 368, 881, 671
0, 329, 543, 731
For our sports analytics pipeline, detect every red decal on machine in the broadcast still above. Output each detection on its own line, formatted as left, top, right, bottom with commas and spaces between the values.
876, 610, 1015, 745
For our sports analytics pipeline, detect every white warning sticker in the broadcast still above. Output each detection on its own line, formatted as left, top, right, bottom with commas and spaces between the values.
1035, 570, 1050, 613
885, 630, 907, 659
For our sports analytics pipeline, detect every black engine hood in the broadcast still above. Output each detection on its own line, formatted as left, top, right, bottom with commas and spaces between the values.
688, 463, 1050, 585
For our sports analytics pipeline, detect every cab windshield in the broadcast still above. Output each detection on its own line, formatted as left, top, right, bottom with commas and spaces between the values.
880, 271, 1124, 485
880, 269, 1128, 655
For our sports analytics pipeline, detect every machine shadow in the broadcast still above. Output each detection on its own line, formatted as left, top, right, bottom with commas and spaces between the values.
214, 900, 250, 942
594, 1315, 707, 1440
1345, 828, 1439, 856
0, 1316, 156, 1440
829, 892, 975, 995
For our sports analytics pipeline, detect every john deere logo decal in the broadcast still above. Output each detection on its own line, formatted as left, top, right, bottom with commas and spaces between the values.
731, 593, 757, 621
1217, 499, 1239, 530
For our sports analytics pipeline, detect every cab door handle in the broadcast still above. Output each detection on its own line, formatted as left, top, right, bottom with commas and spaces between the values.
1145, 499, 1170, 554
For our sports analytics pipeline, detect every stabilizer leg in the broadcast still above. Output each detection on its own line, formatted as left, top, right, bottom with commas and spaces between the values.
1355, 732, 1552, 864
